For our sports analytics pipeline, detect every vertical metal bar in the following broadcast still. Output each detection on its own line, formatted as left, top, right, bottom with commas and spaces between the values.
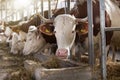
99, 0, 107, 80
34, 0, 36, 13
1, 1, 2, 20
16, 11, 17, 20
67, 0, 70, 13
11, 1, 14, 20
64, 0, 67, 14
87, 0, 94, 68
41, 0, 44, 16
5, 0, 7, 21
48, 0, 51, 19
87, 0, 95, 79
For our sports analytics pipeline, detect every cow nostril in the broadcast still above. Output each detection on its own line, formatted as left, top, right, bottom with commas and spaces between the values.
72, 31, 75, 33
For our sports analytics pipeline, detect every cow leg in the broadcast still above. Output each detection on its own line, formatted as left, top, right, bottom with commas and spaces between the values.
112, 45, 116, 62
107, 46, 110, 58
74, 44, 81, 61
106, 45, 110, 60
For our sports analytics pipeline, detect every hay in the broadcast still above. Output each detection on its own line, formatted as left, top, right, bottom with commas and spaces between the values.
41, 56, 60, 68
5, 68, 34, 80
107, 61, 120, 80
41, 56, 80, 69
111, 31, 120, 47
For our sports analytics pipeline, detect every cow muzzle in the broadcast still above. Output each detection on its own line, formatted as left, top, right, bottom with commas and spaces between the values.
56, 48, 68, 59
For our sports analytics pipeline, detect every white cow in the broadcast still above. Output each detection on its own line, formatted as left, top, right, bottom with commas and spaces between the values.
10, 31, 27, 54
23, 26, 46, 55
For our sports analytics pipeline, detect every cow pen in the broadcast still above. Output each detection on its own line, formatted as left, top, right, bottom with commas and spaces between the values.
0, 0, 120, 80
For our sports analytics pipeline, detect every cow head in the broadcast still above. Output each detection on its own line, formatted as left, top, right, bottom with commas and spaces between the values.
23, 25, 46, 55
54, 14, 88, 59
38, 13, 88, 59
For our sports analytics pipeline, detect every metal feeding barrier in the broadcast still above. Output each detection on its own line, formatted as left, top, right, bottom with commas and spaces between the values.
40, 0, 71, 18
87, 0, 120, 80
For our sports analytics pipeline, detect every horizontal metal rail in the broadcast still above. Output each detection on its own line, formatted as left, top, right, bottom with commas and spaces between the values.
105, 27, 120, 31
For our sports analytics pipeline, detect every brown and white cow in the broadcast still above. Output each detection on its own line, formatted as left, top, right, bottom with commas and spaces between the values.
38, 13, 88, 58
23, 23, 57, 55
39, 0, 120, 61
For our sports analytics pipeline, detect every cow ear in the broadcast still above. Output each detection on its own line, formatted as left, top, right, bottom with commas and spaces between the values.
76, 22, 89, 35
39, 24, 54, 36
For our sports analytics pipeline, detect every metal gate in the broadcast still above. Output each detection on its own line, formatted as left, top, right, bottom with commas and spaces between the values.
87, 0, 120, 80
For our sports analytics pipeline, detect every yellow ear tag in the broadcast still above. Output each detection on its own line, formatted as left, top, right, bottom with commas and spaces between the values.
45, 28, 49, 33
80, 29, 86, 33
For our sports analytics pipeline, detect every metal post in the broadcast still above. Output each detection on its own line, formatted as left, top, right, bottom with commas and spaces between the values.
99, 0, 107, 80
11, 1, 14, 20
34, 0, 36, 13
48, 0, 52, 19
5, 0, 7, 21
1, 1, 2, 20
34, 0, 38, 13
64, 0, 67, 14
41, 0, 44, 16
87, 0, 95, 79
16, 11, 17, 20
67, 0, 70, 13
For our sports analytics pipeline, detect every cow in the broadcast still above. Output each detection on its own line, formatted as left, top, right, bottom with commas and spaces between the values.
38, 13, 88, 59
23, 26, 47, 55
53, 14, 88, 59
10, 30, 27, 54
38, 0, 120, 63
0, 33, 7, 43
107, 31, 120, 62
0, 24, 13, 44
0, 21, 6, 33
0, 25, 27, 54
22, 8, 68, 55
22, 22, 58, 55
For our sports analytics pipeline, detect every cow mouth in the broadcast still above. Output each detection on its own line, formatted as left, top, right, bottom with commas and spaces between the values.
56, 48, 68, 59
